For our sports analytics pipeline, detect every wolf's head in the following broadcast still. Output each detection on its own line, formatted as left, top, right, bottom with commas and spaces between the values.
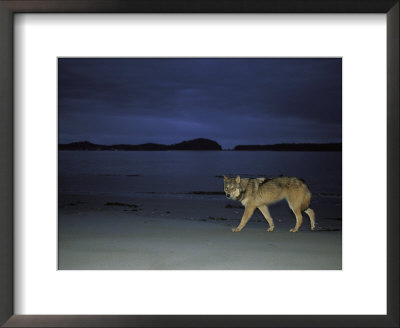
223, 175, 241, 200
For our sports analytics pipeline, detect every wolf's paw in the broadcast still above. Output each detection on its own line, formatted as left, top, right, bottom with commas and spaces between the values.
267, 227, 274, 232
289, 228, 298, 232
311, 226, 316, 231
232, 227, 241, 232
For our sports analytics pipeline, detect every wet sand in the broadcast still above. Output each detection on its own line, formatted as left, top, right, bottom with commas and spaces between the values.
58, 193, 342, 270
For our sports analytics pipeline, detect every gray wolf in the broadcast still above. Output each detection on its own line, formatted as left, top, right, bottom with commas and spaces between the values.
223, 175, 315, 232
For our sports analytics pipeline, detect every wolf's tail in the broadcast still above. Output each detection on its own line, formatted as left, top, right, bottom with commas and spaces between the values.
302, 187, 316, 231
301, 188, 312, 211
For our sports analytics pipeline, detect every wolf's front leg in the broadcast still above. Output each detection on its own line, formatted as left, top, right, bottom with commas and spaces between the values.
232, 206, 255, 232
258, 205, 275, 232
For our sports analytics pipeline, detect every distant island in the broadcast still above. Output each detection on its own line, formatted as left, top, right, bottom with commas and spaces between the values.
234, 143, 342, 152
59, 139, 342, 151
58, 138, 223, 151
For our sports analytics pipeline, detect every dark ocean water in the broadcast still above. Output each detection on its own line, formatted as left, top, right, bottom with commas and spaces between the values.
58, 151, 342, 200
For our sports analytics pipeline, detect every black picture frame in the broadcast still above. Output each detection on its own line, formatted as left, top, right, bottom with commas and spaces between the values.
0, 1, 398, 327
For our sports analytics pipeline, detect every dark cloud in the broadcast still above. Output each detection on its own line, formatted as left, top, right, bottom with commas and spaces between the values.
58, 58, 342, 148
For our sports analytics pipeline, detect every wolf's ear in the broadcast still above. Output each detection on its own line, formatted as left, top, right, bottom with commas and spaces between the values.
235, 175, 241, 184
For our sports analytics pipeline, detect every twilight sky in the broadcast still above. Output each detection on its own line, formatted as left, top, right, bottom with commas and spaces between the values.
58, 58, 342, 149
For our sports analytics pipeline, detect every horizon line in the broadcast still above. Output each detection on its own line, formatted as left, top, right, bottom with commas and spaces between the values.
58, 139, 343, 151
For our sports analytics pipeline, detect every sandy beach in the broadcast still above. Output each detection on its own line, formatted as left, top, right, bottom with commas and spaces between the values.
58, 192, 342, 270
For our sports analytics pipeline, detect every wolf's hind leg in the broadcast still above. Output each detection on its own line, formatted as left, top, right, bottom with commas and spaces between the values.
232, 206, 255, 232
304, 208, 316, 231
289, 207, 303, 232
258, 205, 275, 232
